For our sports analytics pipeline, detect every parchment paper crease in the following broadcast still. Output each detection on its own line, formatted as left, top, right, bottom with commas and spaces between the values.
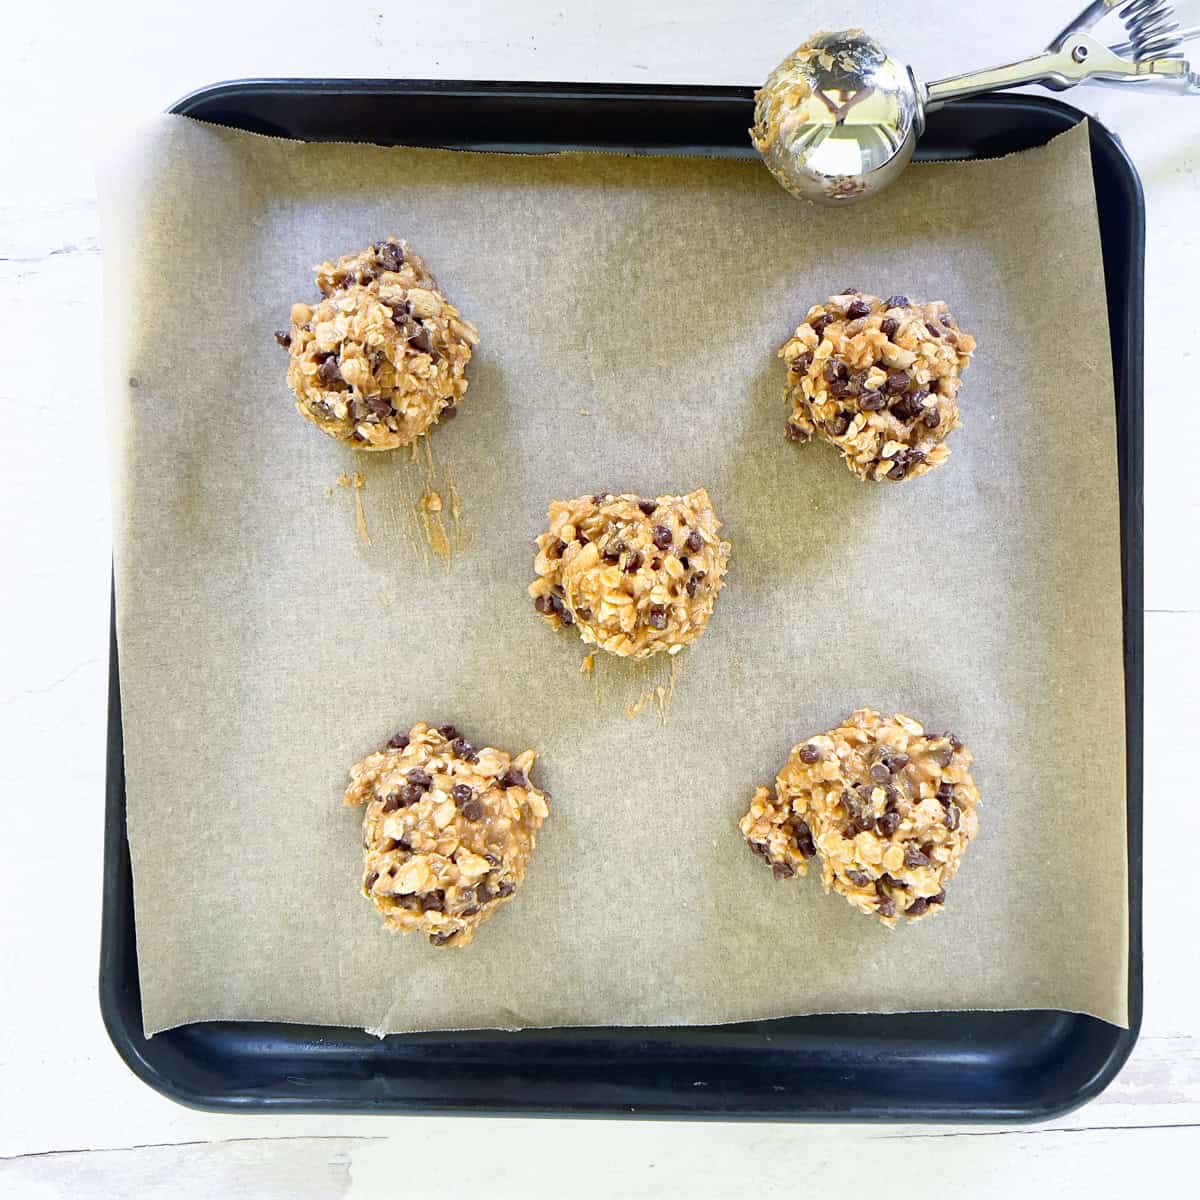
98, 115, 1128, 1035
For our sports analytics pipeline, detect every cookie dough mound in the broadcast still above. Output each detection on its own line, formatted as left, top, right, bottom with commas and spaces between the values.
741, 708, 980, 925
529, 488, 731, 659
780, 291, 976, 481
344, 721, 548, 946
279, 238, 479, 450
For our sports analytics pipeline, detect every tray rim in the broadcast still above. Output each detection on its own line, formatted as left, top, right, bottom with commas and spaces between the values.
99, 80, 1144, 1122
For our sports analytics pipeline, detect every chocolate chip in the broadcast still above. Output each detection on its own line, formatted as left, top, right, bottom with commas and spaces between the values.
785, 420, 807, 441
399, 783, 424, 806
875, 882, 896, 918
932, 744, 955, 767
559, 607, 575, 626
886, 754, 909, 773
830, 413, 851, 436
824, 358, 847, 383
869, 762, 891, 783
373, 241, 405, 272
925, 321, 942, 338
879, 317, 898, 339
381, 793, 401, 813
796, 743, 820, 765
365, 871, 379, 891
429, 930, 455, 946
846, 869, 872, 887
904, 846, 931, 868
547, 538, 567, 559
859, 391, 886, 412
907, 449, 926, 466
420, 890, 445, 912
407, 768, 432, 791
789, 353, 811, 373
884, 369, 910, 395
534, 595, 553, 614
436, 724, 458, 740
388, 299, 412, 325
484, 853, 500, 866
946, 732, 963, 750
885, 294, 908, 308
408, 326, 434, 355
460, 906, 479, 917
637, 499, 657, 516
476, 882, 494, 902
922, 405, 940, 428
450, 737, 476, 760
647, 606, 668, 630
602, 550, 620, 565
884, 785, 900, 807
317, 356, 343, 385
462, 799, 485, 821
686, 530, 703, 553
906, 897, 929, 917
452, 783, 473, 806
810, 313, 831, 336
274, 330, 291, 348
877, 810, 901, 838
500, 767, 528, 789
497, 880, 515, 897
651, 525, 673, 551
685, 574, 701, 597
945, 804, 961, 831
846, 299, 871, 320
772, 861, 795, 880
624, 551, 643, 573
387, 732, 410, 750
937, 780, 955, 802
793, 819, 816, 858
395, 836, 412, 852
828, 375, 859, 398
749, 840, 770, 858
928, 890, 946, 905
575, 606, 592, 621
886, 459, 907, 481
441, 404, 457, 419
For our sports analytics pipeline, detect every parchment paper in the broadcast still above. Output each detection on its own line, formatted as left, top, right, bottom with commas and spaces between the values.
98, 115, 1128, 1035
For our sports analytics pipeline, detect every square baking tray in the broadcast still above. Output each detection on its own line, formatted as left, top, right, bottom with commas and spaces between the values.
100, 81, 1144, 1121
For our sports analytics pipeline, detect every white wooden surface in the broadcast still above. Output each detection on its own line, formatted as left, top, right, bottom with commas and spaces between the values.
2, 0, 1198, 1193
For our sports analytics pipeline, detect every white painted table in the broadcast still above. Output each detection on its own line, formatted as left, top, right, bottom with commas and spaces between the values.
3, 0, 1197, 1193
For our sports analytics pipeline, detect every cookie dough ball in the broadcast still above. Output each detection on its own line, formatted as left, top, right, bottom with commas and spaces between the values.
529, 488, 731, 659
278, 238, 479, 450
344, 721, 549, 946
741, 708, 980, 924
780, 291, 976, 481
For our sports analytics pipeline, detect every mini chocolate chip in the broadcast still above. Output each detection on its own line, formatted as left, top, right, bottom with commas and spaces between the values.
885, 295, 908, 308
686, 530, 703, 553
772, 861, 796, 880
407, 768, 432, 791
362, 395, 390, 419
925, 321, 942, 338
441, 404, 457, 419
387, 732, 410, 750
647, 606, 668, 630
399, 783, 424, 806
460, 906, 480, 917
877, 810, 901, 838
685, 574, 701, 597
637, 499, 657, 516
945, 804, 961, 831
559, 607, 575, 626
936, 780, 955, 802
793, 819, 816, 858
922, 405, 940, 428
810, 313, 831, 336
624, 551, 643, 573
885, 369, 910, 394
907, 449, 926, 466
886, 753, 910, 773
652, 525, 673, 551
534, 594, 553, 614
904, 846, 931, 868
906, 897, 929, 917
884, 785, 900, 806
408, 326, 434, 355
830, 414, 851, 436
929, 890, 946, 905
859, 390, 886, 412
382, 793, 402, 813
420, 890, 445, 912
450, 737, 475, 759
462, 799, 485, 821
789, 354, 810, 373
824, 358, 848, 383
880, 317, 898, 339
886, 459, 908, 481
500, 767, 528, 789
828, 375, 859, 398
799, 743, 821, 764
317, 356, 343, 385
875, 882, 896, 918
274, 330, 291, 348
846, 869, 872, 887
374, 241, 405, 271
365, 871, 379, 891
437, 724, 458, 740
846, 299, 871, 319
946, 732, 963, 750
452, 783, 473, 806
869, 762, 891, 783
476, 883, 494, 902
785, 420, 807, 441
497, 880, 515, 897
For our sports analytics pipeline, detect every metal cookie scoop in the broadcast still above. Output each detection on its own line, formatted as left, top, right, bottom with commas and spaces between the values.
753, 0, 1199, 204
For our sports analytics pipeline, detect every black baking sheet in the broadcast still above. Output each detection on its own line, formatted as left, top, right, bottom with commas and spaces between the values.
99, 82, 1143, 1120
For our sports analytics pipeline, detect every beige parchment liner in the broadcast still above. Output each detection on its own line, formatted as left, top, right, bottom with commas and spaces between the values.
97, 115, 1128, 1035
